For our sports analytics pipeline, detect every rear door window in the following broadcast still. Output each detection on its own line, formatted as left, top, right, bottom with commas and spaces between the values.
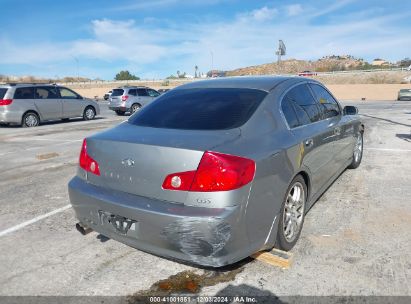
309, 84, 341, 119
111, 89, 124, 97
35, 87, 59, 99
0, 88, 8, 99
14, 87, 35, 99
136, 89, 149, 96
281, 98, 300, 129
129, 88, 267, 130
59, 87, 79, 99
128, 89, 137, 96
284, 84, 321, 126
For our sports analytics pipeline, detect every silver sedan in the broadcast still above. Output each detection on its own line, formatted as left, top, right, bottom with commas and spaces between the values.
69, 76, 364, 267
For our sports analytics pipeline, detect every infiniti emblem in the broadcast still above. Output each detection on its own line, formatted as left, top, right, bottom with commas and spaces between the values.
121, 158, 135, 167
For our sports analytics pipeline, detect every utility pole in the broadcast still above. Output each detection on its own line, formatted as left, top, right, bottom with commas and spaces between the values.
72, 56, 79, 82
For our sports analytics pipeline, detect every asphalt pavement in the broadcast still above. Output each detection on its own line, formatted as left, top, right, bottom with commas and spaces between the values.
0, 100, 410, 298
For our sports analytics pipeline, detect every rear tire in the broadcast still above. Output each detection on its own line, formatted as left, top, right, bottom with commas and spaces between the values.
348, 132, 363, 169
22, 112, 40, 127
275, 175, 307, 251
83, 106, 96, 120
130, 103, 141, 114
115, 110, 125, 116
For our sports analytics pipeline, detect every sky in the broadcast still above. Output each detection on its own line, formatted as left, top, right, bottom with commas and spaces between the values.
0, 0, 410, 80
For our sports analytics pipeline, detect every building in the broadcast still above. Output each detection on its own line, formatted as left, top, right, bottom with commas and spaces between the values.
372, 58, 389, 66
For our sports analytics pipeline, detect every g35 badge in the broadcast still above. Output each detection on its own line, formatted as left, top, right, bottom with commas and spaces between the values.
196, 198, 211, 204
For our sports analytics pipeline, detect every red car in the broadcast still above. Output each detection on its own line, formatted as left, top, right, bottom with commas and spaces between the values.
298, 70, 317, 77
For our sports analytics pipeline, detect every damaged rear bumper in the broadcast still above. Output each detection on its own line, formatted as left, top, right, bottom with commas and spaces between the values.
68, 176, 251, 267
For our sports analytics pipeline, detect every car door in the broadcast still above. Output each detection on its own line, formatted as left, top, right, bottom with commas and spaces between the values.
34, 86, 62, 120
59, 87, 84, 118
136, 88, 151, 106
127, 88, 139, 106
309, 83, 354, 169
281, 83, 336, 196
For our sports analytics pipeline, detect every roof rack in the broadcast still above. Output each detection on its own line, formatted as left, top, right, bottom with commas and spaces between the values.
119, 85, 148, 88
5, 82, 56, 86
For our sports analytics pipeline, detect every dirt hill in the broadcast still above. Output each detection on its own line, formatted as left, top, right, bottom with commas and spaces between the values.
226, 56, 366, 76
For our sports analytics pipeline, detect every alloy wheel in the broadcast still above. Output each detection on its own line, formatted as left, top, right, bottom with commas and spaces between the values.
25, 114, 38, 127
131, 104, 141, 114
354, 134, 363, 163
85, 108, 95, 119
283, 182, 305, 242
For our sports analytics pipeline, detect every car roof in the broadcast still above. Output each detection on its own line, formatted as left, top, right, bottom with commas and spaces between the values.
117, 86, 149, 89
0, 83, 58, 88
174, 76, 312, 92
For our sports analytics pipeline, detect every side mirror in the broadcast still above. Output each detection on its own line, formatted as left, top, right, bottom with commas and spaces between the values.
343, 105, 358, 115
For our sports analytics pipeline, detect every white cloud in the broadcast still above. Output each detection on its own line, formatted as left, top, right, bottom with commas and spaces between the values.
239, 6, 278, 22
1, 3, 410, 79
286, 4, 303, 16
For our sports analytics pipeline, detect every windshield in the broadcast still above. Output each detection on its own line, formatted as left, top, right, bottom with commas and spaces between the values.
128, 88, 267, 130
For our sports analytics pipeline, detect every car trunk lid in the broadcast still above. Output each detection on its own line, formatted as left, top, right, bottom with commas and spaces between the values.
85, 122, 241, 204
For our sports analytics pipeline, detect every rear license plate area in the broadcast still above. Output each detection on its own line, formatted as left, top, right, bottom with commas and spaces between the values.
98, 210, 139, 238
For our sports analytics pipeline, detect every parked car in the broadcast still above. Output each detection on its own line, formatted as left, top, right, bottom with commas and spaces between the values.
0, 83, 100, 127
397, 88, 411, 101
103, 90, 112, 100
108, 86, 160, 115
69, 76, 364, 267
298, 70, 317, 77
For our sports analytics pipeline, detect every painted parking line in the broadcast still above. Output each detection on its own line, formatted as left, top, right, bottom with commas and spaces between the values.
0, 205, 71, 238
0, 151, 13, 157
365, 147, 411, 152
9, 138, 82, 142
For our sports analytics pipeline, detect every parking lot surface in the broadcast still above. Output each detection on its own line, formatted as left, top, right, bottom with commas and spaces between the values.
0, 100, 410, 297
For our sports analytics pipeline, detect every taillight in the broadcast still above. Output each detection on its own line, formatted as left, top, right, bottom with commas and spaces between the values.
0, 99, 13, 106
79, 139, 100, 176
121, 95, 129, 101
162, 151, 255, 192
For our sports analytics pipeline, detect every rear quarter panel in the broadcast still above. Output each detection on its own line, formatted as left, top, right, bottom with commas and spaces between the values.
213, 88, 302, 251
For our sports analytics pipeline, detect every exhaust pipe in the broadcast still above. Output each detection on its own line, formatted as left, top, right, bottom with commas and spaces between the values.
76, 222, 93, 235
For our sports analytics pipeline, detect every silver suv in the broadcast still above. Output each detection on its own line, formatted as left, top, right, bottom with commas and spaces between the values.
108, 86, 160, 115
0, 83, 100, 127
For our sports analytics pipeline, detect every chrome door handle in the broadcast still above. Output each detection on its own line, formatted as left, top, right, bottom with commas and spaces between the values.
305, 139, 314, 147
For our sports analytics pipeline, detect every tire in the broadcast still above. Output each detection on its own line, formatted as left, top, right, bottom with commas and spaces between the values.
130, 103, 141, 114
83, 106, 96, 121
115, 110, 125, 116
275, 175, 307, 251
347, 132, 363, 169
22, 112, 40, 127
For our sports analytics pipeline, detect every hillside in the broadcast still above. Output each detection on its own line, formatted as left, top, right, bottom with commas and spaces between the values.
226, 56, 367, 76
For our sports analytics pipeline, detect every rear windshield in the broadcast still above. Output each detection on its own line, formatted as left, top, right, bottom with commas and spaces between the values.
111, 89, 124, 97
0, 88, 7, 99
128, 88, 267, 130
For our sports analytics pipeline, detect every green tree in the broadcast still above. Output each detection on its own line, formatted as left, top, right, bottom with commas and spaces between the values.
115, 70, 140, 81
